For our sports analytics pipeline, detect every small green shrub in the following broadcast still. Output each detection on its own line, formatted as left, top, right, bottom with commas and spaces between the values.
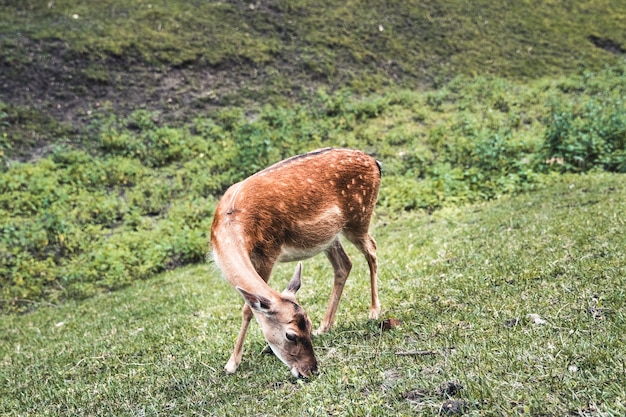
542, 97, 626, 173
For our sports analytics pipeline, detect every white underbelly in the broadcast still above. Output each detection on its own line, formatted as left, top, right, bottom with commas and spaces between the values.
277, 240, 336, 262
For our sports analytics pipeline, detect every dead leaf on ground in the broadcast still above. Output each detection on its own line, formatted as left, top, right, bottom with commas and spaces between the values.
381, 318, 401, 330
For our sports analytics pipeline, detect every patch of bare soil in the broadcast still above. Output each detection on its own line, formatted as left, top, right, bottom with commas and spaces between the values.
0, 37, 264, 159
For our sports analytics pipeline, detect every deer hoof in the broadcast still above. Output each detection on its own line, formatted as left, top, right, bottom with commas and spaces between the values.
313, 325, 330, 336
368, 306, 381, 320
224, 360, 238, 375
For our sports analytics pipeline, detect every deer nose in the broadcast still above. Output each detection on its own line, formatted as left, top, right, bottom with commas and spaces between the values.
295, 361, 318, 378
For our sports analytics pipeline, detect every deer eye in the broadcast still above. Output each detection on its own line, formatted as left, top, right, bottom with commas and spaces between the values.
286, 332, 297, 342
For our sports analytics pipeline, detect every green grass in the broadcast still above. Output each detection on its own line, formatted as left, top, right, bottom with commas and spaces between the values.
3, 0, 624, 79
3, 66, 626, 310
2, 173, 624, 416
1, 2, 626, 413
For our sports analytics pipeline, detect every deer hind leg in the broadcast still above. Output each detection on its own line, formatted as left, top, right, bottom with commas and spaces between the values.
346, 232, 380, 320
224, 303, 253, 374
315, 239, 352, 335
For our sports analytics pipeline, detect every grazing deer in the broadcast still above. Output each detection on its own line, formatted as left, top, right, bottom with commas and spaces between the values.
210, 148, 381, 377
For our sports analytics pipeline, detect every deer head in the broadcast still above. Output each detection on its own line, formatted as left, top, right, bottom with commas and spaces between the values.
236, 263, 317, 378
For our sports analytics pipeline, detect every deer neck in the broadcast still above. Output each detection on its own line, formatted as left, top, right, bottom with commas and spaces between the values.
211, 222, 278, 298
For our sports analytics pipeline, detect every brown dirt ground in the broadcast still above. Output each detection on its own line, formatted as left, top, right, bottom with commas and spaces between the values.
0, 37, 273, 160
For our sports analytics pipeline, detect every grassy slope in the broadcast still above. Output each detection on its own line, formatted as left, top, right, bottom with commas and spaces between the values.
2, 173, 624, 416
3, 66, 625, 310
1, 0, 625, 149
1, 2, 625, 413
4, 0, 624, 78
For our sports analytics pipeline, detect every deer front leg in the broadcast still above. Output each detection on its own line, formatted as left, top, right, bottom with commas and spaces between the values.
315, 240, 352, 335
224, 303, 253, 374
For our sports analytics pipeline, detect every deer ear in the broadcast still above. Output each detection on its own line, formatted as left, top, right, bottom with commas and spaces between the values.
236, 286, 273, 313
283, 262, 303, 296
